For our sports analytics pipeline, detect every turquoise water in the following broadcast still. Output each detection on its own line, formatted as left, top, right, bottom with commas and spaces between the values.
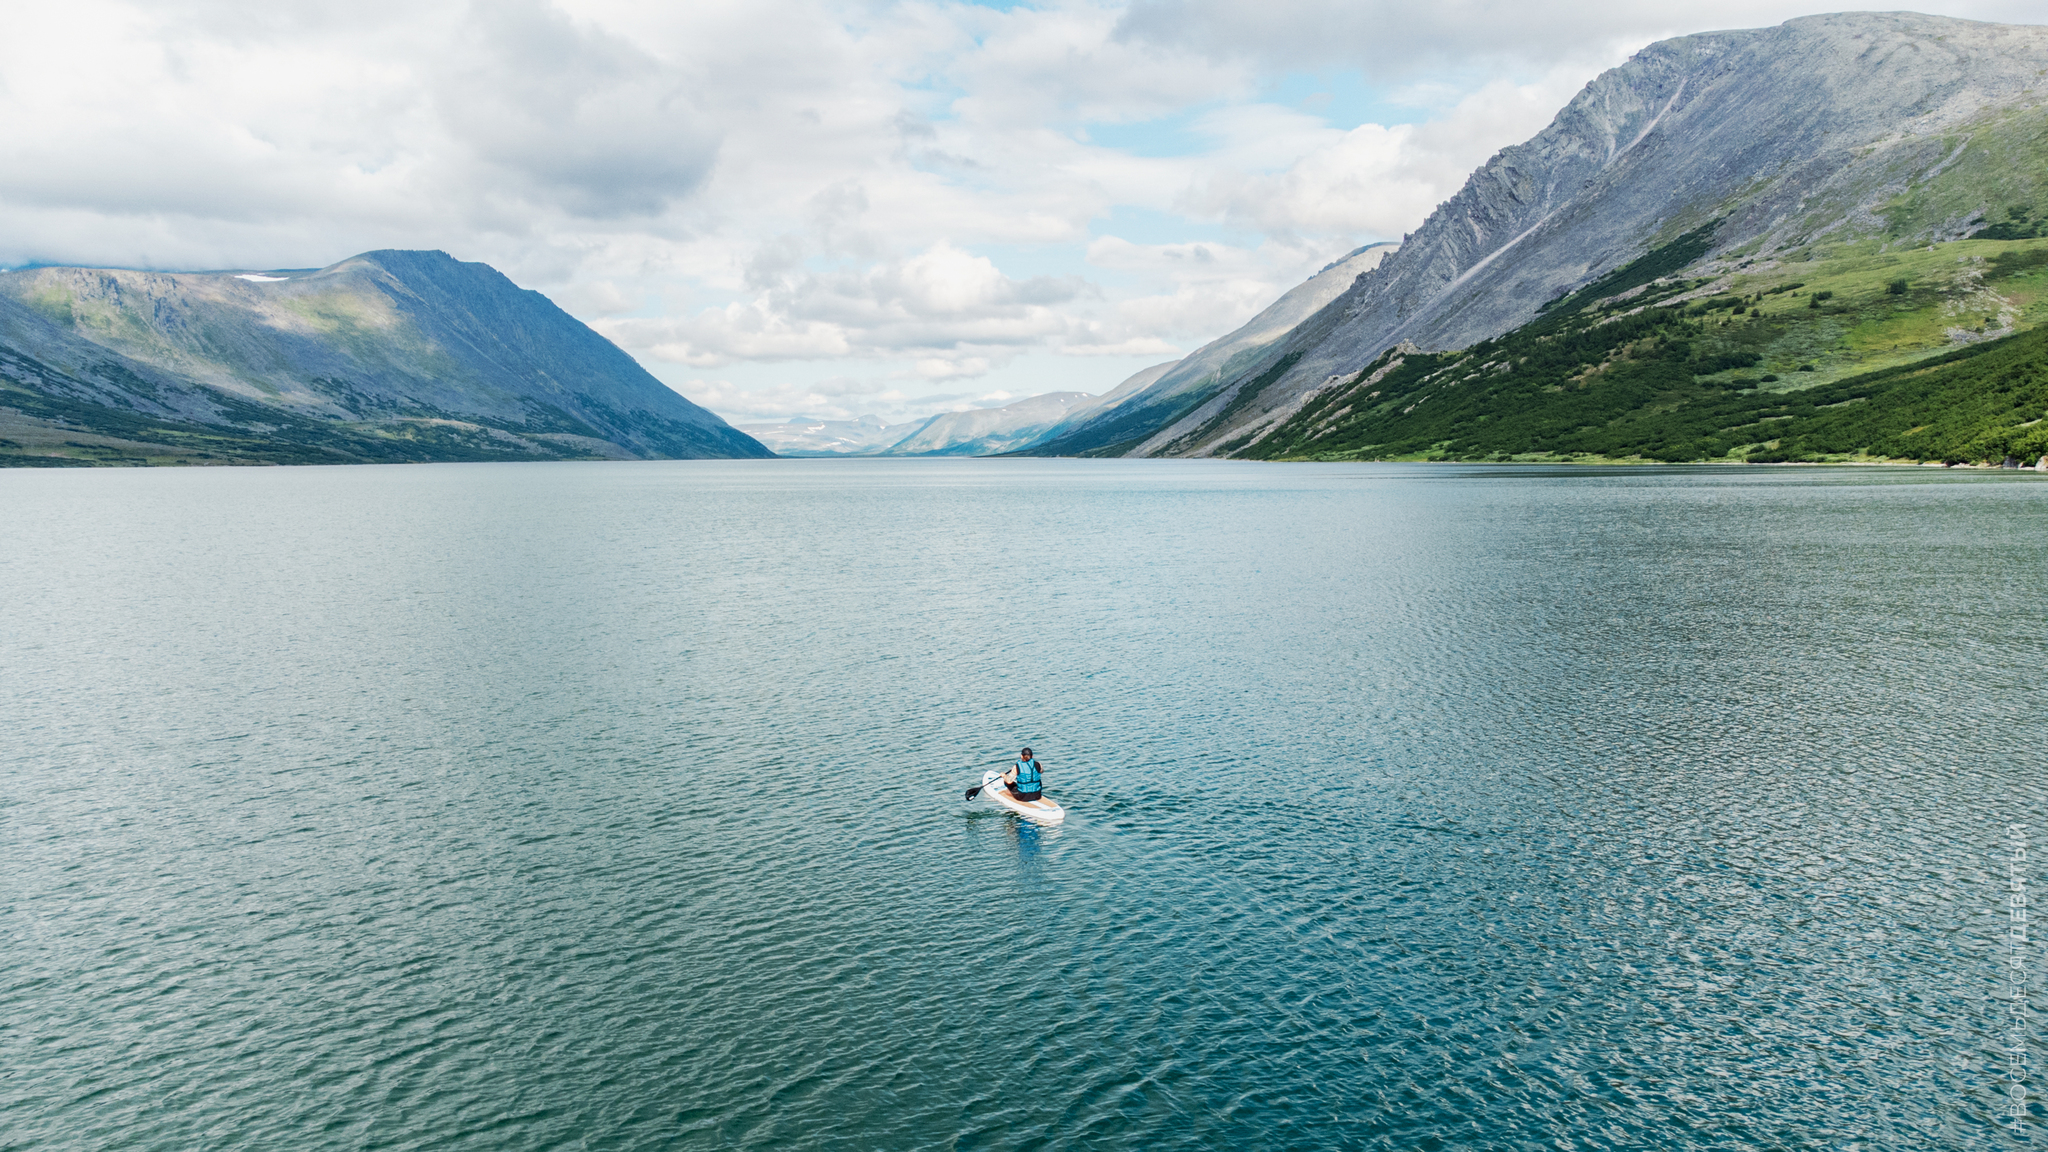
3, 459, 2045, 1149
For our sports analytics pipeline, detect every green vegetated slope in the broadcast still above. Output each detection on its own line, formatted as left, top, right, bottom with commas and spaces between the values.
1242, 234, 2048, 465
1875, 104, 2048, 245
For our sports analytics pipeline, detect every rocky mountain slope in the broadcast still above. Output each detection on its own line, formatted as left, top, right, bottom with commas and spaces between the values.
1023, 243, 1394, 456
1028, 12, 2048, 459
0, 250, 770, 465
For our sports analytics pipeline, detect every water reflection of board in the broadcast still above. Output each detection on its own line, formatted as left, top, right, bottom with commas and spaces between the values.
979, 770, 1065, 823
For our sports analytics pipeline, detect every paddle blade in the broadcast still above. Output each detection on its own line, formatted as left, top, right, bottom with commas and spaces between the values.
965, 785, 982, 800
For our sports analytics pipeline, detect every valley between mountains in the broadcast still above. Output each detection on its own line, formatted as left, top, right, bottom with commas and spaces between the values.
7, 12, 2048, 468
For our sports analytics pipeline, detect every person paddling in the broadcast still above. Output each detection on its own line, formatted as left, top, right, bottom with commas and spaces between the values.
1002, 747, 1044, 802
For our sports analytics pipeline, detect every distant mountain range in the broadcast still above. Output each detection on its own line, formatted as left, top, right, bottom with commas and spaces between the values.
739, 242, 1394, 457
0, 250, 770, 466
1009, 12, 2048, 464
736, 362, 1177, 456
741, 414, 918, 456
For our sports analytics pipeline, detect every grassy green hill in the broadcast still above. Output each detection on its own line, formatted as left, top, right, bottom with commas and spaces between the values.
1239, 235, 2048, 466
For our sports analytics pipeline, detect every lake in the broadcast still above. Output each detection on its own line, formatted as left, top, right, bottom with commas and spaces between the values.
3, 459, 2045, 1149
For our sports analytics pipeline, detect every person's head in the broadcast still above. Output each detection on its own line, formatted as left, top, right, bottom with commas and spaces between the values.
1020, 747, 1033, 759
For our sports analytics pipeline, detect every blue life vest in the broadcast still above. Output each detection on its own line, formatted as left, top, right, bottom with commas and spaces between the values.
1013, 758, 1042, 794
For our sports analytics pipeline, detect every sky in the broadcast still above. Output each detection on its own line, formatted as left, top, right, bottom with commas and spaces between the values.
2, 0, 2041, 425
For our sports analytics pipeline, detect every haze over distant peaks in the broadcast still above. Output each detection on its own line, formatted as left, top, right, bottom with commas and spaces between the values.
743, 242, 1396, 457
736, 361, 1181, 456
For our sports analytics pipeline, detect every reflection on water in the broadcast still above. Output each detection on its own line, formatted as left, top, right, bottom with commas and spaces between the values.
1008, 814, 1056, 867
2, 459, 2045, 1150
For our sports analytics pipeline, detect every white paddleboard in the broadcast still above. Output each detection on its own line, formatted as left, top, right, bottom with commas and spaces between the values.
980, 770, 1065, 823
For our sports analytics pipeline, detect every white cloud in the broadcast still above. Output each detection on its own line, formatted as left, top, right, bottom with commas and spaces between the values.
4, 0, 2042, 423
436, 0, 721, 220
1175, 71, 1594, 238
683, 373, 907, 423
597, 241, 1092, 372
913, 356, 991, 379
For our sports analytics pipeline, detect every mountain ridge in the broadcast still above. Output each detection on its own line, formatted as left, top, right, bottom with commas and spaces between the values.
1029, 11, 2048, 460
0, 249, 770, 465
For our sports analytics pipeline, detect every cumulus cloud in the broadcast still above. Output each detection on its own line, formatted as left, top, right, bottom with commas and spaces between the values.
0, 0, 727, 266
436, 0, 721, 219
3, 0, 2039, 422
598, 242, 1092, 372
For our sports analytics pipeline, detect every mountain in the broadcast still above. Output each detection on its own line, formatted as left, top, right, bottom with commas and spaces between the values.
883, 392, 1099, 456
0, 250, 771, 465
1023, 243, 1396, 456
737, 414, 924, 456
732, 360, 1178, 456
887, 360, 1183, 454
1027, 12, 2048, 460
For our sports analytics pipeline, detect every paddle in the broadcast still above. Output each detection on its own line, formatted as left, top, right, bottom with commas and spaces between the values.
964, 758, 1028, 801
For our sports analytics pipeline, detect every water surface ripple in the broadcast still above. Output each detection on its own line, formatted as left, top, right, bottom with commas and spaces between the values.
3, 460, 2045, 1149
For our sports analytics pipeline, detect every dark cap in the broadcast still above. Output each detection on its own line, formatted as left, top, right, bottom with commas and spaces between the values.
1020, 747, 1033, 756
